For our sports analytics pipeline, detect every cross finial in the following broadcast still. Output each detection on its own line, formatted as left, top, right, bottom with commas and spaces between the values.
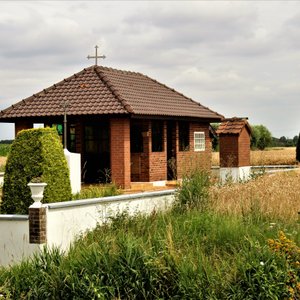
87, 45, 106, 66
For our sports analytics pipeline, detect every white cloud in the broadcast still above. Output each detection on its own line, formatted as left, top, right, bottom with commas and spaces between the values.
0, 1, 300, 139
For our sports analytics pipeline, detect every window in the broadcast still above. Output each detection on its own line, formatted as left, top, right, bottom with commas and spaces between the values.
152, 121, 164, 152
194, 132, 205, 151
69, 124, 76, 152
179, 122, 190, 151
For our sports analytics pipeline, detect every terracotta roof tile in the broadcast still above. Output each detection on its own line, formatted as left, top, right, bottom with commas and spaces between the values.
216, 118, 252, 135
0, 65, 223, 121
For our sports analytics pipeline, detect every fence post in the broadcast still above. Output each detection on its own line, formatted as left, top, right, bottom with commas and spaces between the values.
28, 183, 47, 244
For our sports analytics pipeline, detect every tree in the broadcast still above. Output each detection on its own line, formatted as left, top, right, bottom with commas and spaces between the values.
251, 124, 273, 150
296, 133, 300, 162
293, 135, 299, 146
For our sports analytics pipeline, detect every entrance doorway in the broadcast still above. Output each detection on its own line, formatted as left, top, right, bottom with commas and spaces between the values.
83, 122, 110, 183
167, 121, 177, 180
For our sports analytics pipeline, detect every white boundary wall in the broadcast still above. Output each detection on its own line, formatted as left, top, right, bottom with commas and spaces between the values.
64, 149, 81, 194
220, 166, 251, 183
0, 215, 42, 266
45, 190, 175, 251
0, 190, 175, 267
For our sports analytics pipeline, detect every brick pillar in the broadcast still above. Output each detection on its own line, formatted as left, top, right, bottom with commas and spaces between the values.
110, 118, 131, 189
15, 120, 33, 137
29, 207, 47, 244
140, 121, 151, 182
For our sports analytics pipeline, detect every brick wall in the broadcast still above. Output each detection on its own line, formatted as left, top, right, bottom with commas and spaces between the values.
110, 118, 131, 188
219, 135, 239, 167
177, 122, 212, 178
219, 128, 251, 168
238, 127, 251, 166
130, 120, 213, 183
29, 207, 47, 244
149, 122, 167, 181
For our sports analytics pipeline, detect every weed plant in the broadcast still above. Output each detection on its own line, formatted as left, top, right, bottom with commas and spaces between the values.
174, 168, 210, 212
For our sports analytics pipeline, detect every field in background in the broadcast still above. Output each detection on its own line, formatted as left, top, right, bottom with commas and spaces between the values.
210, 171, 300, 222
212, 147, 297, 166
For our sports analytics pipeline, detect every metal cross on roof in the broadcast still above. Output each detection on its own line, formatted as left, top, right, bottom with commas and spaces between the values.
87, 45, 106, 66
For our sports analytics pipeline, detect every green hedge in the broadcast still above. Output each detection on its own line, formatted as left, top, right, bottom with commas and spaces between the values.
1, 128, 72, 214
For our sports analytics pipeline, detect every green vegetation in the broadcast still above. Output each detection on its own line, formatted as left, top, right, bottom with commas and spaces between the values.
273, 135, 299, 147
0, 210, 299, 298
72, 184, 121, 200
0, 144, 11, 157
174, 169, 210, 212
0, 171, 299, 298
1, 128, 72, 214
251, 124, 273, 150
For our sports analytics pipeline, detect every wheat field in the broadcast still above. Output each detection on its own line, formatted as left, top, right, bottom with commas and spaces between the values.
210, 171, 300, 221
212, 147, 298, 166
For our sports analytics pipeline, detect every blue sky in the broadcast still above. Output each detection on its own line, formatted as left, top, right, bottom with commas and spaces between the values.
0, 1, 300, 140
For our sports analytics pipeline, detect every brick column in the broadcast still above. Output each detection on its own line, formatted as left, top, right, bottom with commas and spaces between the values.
140, 121, 151, 182
29, 207, 47, 244
110, 118, 131, 189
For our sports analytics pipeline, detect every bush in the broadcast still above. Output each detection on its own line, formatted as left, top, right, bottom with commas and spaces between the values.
0, 144, 11, 156
1, 128, 72, 214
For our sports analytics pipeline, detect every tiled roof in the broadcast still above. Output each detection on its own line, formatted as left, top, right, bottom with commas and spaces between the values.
0, 65, 223, 121
216, 118, 252, 135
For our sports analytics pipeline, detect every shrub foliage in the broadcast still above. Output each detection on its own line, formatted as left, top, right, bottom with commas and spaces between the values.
1, 128, 71, 214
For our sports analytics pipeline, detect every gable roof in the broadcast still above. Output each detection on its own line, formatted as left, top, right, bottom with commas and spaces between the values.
0, 65, 223, 122
216, 118, 252, 135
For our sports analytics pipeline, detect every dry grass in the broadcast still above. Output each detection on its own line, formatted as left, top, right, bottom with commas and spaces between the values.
210, 171, 300, 222
212, 147, 298, 166
0, 156, 6, 166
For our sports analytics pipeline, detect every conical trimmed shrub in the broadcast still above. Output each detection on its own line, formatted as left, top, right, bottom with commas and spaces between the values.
1, 128, 72, 214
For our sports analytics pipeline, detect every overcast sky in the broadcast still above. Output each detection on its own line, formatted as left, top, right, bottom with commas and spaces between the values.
0, 1, 300, 140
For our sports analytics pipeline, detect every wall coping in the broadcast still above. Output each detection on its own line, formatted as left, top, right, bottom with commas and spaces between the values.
0, 214, 28, 221
44, 189, 176, 210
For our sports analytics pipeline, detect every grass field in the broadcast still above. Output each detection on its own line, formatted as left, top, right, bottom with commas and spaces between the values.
212, 147, 298, 166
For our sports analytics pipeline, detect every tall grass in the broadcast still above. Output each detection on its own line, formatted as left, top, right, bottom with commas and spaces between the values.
0, 171, 299, 298
72, 184, 121, 200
